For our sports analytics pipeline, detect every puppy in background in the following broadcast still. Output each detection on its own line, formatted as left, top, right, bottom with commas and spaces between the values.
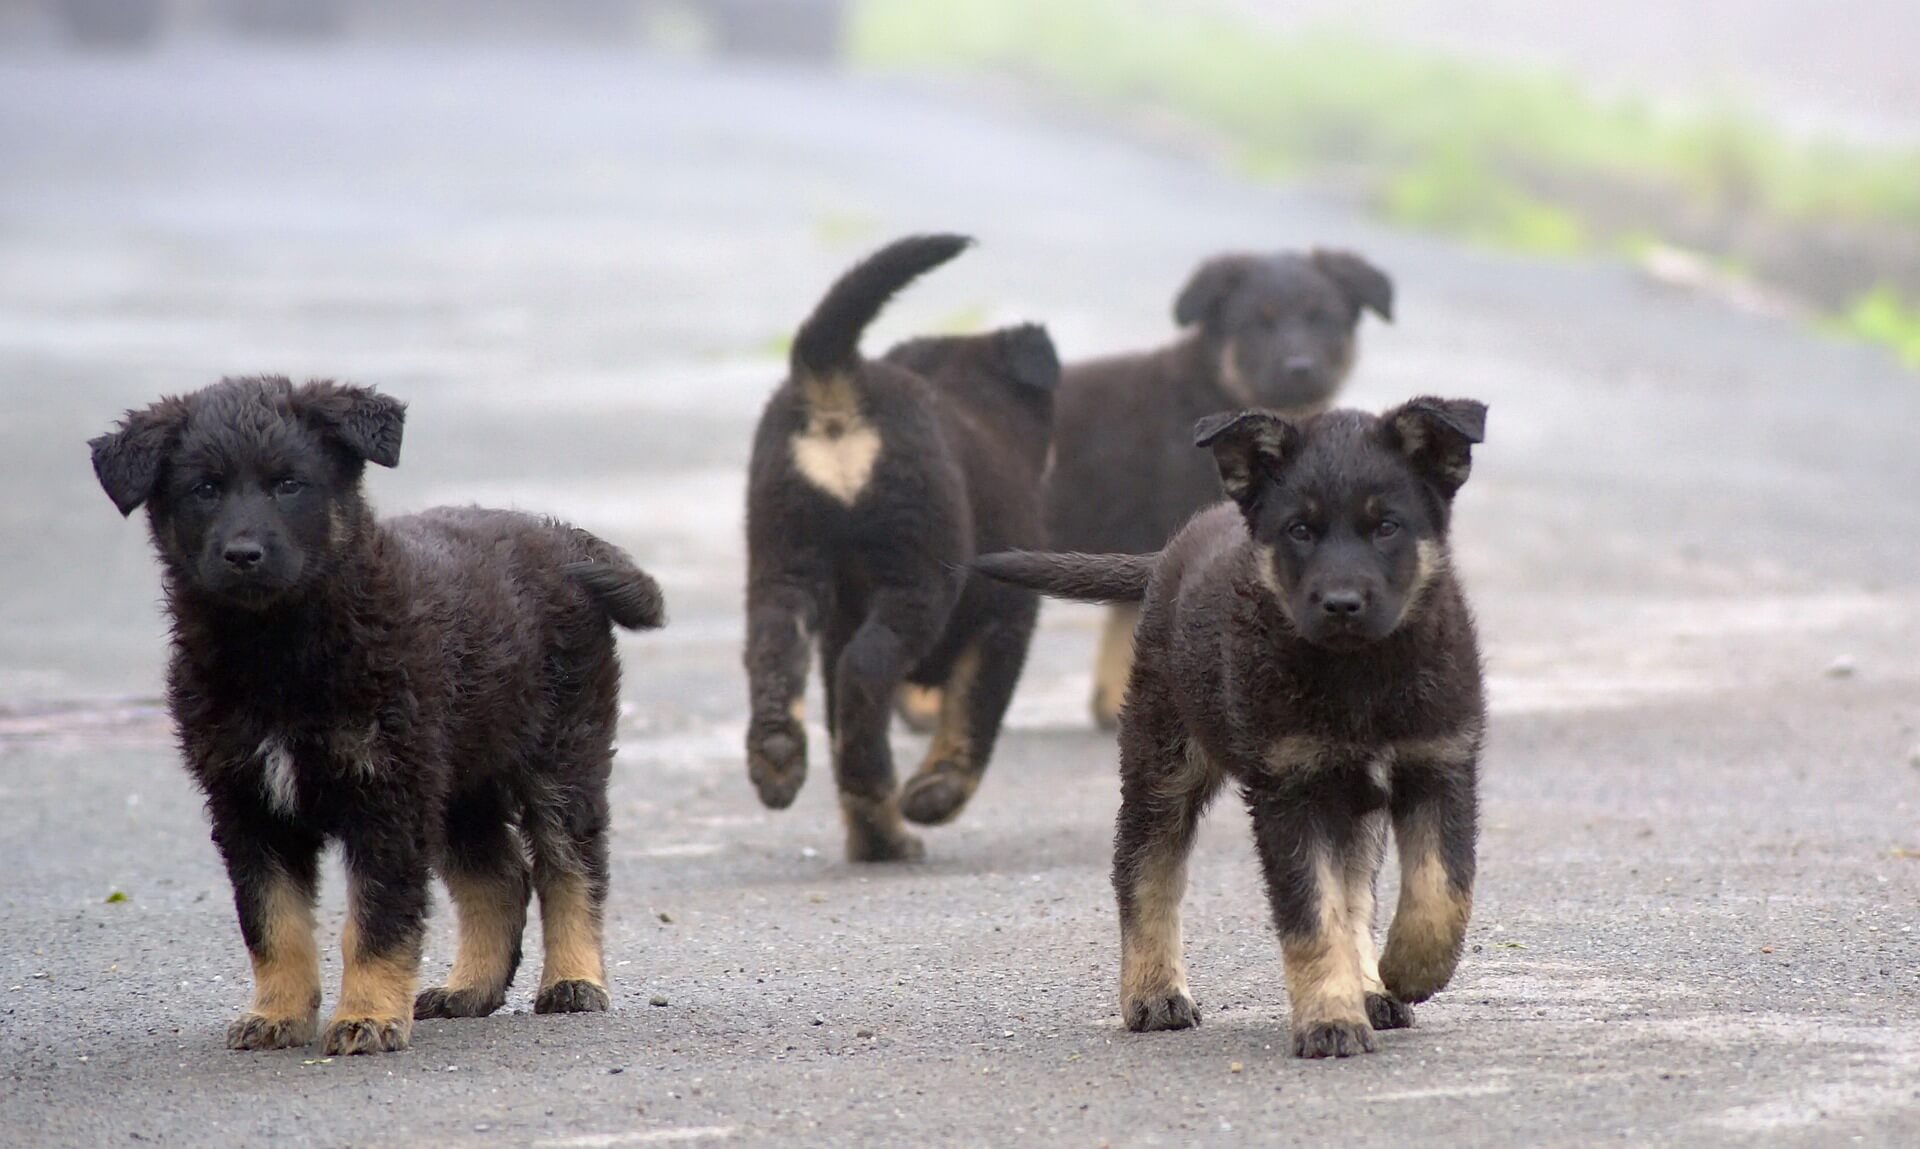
978, 396, 1485, 1058
91, 377, 664, 1055
743, 234, 1058, 861
1043, 249, 1394, 729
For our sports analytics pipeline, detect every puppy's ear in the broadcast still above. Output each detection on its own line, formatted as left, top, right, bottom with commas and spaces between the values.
1174, 255, 1257, 329
1381, 397, 1486, 499
89, 398, 187, 517
294, 380, 406, 468
1311, 249, 1394, 322
1194, 409, 1299, 511
997, 323, 1061, 394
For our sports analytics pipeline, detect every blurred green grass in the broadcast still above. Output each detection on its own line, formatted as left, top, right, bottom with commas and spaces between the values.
850, 0, 1920, 364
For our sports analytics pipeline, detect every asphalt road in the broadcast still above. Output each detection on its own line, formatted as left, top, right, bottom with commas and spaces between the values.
2, 43, 1918, 1149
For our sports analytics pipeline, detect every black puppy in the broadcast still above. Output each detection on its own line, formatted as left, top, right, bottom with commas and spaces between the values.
977, 397, 1485, 1058
1046, 249, 1394, 728
743, 234, 1058, 861
90, 376, 664, 1055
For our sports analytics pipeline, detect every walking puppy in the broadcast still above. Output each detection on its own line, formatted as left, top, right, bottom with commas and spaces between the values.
977, 397, 1485, 1058
90, 376, 664, 1055
743, 234, 1058, 860
1045, 249, 1393, 728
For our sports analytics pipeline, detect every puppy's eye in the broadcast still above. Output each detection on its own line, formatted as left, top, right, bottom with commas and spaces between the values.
1375, 520, 1400, 539
274, 477, 306, 497
1286, 522, 1315, 543
190, 479, 220, 501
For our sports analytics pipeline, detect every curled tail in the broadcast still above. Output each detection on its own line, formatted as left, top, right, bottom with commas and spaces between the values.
564, 560, 666, 631
792, 233, 973, 380
972, 550, 1155, 604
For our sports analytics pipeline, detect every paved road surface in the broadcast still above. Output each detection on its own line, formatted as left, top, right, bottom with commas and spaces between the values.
2, 43, 1918, 1148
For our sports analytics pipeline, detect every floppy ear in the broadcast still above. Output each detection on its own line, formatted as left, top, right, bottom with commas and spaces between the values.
996, 323, 1061, 394
89, 398, 187, 517
1311, 249, 1394, 322
293, 380, 406, 468
1173, 255, 1257, 329
1193, 409, 1300, 512
1381, 397, 1486, 499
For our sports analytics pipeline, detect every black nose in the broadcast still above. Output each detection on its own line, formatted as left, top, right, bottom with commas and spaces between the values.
1284, 355, 1317, 379
223, 540, 265, 571
1320, 589, 1365, 617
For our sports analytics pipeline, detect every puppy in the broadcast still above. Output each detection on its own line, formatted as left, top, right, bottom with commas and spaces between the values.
743, 234, 1058, 861
1046, 249, 1394, 728
90, 376, 665, 1055
977, 397, 1485, 1058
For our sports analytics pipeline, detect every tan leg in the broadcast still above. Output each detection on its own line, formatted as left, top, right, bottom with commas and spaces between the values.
1116, 742, 1220, 1031
533, 869, 611, 1013
1346, 812, 1415, 1030
225, 868, 322, 1051
1279, 848, 1374, 1056
324, 913, 417, 1055
1091, 604, 1140, 730
414, 865, 527, 1020
899, 646, 983, 825
1379, 829, 1474, 1003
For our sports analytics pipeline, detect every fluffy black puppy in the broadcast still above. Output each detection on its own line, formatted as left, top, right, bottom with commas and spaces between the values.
1046, 249, 1394, 728
977, 397, 1485, 1058
90, 376, 664, 1055
743, 234, 1058, 861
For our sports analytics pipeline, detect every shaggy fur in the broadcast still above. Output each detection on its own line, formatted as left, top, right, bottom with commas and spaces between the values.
742, 234, 1058, 861
977, 396, 1486, 1059
1045, 249, 1393, 728
89, 376, 664, 1055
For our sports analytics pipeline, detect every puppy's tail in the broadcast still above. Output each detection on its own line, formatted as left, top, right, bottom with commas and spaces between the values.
792, 233, 973, 380
972, 550, 1154, 604
564, 560, 666, 631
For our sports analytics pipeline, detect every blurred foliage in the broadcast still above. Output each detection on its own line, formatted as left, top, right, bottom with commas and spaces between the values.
852, 0, 1920, 366
1841, 286, 1920, 367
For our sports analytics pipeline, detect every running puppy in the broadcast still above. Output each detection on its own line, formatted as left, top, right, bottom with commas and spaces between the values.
90, 376, 664, 1055
977, 397, 1485, 1058
1046, 249, 1393, 728
743, 234, 1058, 861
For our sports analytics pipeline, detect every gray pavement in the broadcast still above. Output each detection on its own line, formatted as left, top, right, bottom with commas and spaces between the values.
2, 42, 1918, 1149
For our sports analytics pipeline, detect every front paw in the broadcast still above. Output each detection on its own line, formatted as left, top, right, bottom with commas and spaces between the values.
226, 1011, 317, 1051
1123, 989, 1201, 1032
899, 763, 979, 826
1292, 1019, 1376, 1059
535, 979, 611, 1014
1366, 992, 1415, 1031
747, 722, 807, 809
1379, 942, 1459, 1005
414, 985, 505, 1020
322, 1015, 411, 1055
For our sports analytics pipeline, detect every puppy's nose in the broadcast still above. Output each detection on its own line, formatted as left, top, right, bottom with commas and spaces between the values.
1320, 589, 1366, 617
1284, 355, 1317, 379
223, 540, 265, 571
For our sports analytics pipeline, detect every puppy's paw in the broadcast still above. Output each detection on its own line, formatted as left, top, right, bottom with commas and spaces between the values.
535, 979, 611, 1015
845, 824, 926, 863
321, 1015, 411, 1055
894, 684, 942, 733
225, 1011, 317, 1051
899, 764, 979, 826
1292, 1019, 1376, 1059
1123, 990, 1201, 1033
747, 723, 807, 809
414, 985, 506, 1020
1365, 992, 1415, 1031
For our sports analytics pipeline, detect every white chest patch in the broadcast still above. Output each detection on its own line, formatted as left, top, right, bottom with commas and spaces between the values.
791, 420, 882, 506
258, 736, 298, 815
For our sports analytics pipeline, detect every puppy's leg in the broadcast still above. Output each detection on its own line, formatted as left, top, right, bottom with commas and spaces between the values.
523, 765, 614, 1015
325, 833, 429, 1055
832, 589, 942, 862
1115, 718, 1222, 1032
899, 593, 1036, 825
745, 578, 820, 809
1346, 811, 1412, 1030
415, 792, 529, 1020
1090, 603, 1140, 731
1380, 752, 1478, 1004
213, 810, 324, 1051
1248, 787, 1375, 1058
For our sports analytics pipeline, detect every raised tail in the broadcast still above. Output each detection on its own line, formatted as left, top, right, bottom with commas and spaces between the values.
564, 560, 666, 631
971, 550, 1155, 604
791, 233, 973, 380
